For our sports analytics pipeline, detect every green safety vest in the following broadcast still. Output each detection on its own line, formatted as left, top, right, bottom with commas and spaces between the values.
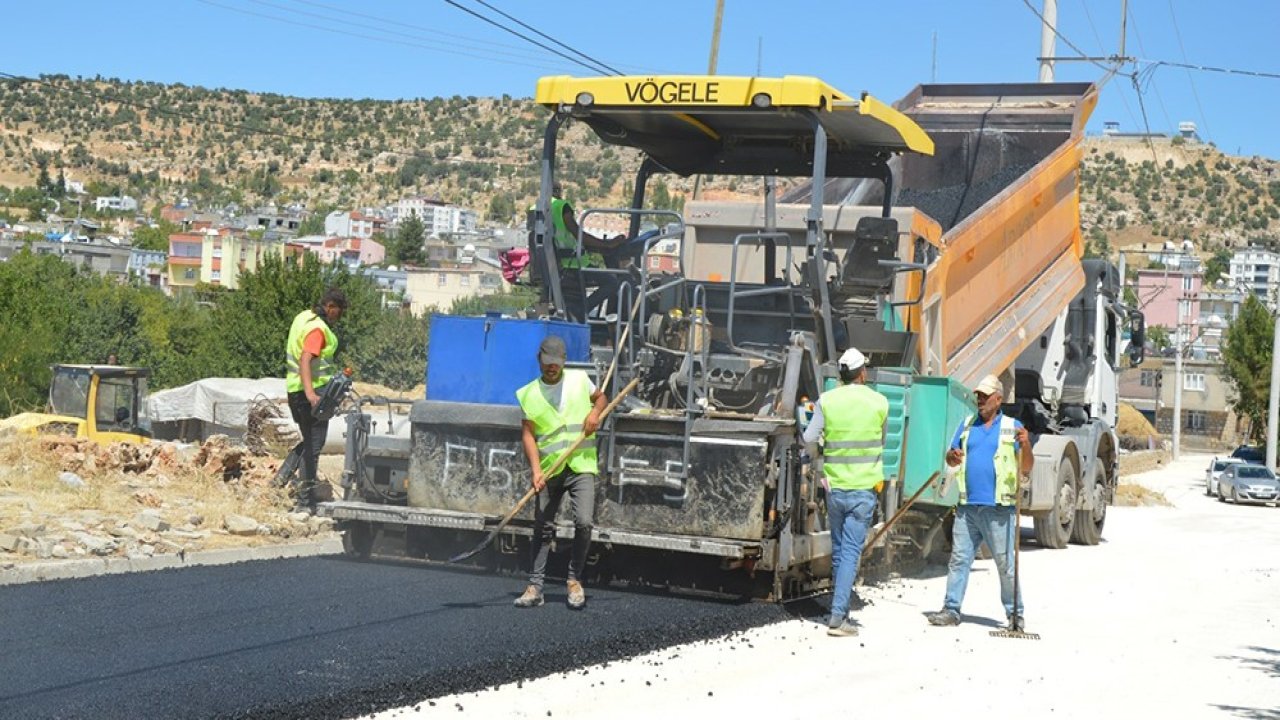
818, 383, 889, 491
956, 414, 1021, 506
285, 310, 338, 394
550, 197, 604, 270
516, 369, 599, 476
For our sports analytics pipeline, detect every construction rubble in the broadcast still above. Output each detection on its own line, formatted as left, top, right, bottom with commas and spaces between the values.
0, 434, 337, 567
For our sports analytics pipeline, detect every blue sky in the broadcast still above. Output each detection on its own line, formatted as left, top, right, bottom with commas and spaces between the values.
5, 1, 1278, 158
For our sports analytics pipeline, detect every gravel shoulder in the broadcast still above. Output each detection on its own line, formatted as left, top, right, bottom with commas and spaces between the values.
368, 453, 1280, 720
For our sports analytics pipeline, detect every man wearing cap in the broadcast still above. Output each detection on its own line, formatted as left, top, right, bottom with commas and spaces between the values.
927, 373, 1034, 629
512, 335, 607, 610
802, 347, 889, 637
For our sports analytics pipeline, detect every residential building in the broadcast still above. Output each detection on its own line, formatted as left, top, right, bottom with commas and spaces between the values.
0, 235, 130, 279
1229, 245, 1280, 308
325, 210, 385, 240
288, 235, 385, 268
393, 197, 477, 237
360, 267, 409, 308
246, 204, 308, 235
167, 229, 285, 292
1135, 268, 1201, 332
646, 239, 681, 274
404, 266, 509, 315
1118, 359, 1163, 425
95, 195, 138, 213
1153, 358, 1241, 449
128, 248, 169, 291
1198, 284, 1244, 358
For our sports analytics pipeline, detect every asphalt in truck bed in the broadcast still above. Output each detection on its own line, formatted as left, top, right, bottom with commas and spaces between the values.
0, 555, 787, 720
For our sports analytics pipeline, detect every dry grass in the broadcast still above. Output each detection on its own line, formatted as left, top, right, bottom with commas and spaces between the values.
1114, 482, 1173, 507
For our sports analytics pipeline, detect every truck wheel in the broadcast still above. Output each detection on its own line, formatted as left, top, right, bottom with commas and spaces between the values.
1071, 464, 1106, 546
1034, 461, 1076, 549
342, 522, 373, 560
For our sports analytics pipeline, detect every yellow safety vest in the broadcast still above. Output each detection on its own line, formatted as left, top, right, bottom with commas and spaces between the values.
956, 414, 1021, 506
285, 310, 338, 393
550, 197, 604, 270
516, 369, 599, 476
818, 383, 889, 491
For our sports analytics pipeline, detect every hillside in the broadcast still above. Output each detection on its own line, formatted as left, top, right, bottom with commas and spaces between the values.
1, 74, 1277, 254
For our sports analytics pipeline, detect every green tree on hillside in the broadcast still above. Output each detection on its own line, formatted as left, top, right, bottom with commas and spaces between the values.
390, 213, 426, 266
1204, 248, 1233, 284
1221, 294, 1274, 442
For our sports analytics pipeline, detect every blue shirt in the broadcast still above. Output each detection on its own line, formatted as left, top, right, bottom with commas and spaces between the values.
950, 414, 1024, 506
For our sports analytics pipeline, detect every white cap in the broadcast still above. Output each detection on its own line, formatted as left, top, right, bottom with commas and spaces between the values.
838, 347, 866, 372
975, 374, 1002, 396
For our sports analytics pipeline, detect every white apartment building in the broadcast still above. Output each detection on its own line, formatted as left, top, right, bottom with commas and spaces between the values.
95, 195, 138, 212
1229, 246, 1280, 308
324, 210, 385, 240
393, 196, 477, 237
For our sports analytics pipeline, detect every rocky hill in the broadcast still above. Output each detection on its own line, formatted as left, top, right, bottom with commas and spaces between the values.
1, 74, 1277, 256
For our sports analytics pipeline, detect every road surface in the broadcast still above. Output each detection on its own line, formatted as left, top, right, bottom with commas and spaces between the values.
367, 453, 1280, 720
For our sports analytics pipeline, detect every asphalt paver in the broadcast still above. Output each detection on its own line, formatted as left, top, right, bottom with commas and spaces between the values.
0, 556, 786, 720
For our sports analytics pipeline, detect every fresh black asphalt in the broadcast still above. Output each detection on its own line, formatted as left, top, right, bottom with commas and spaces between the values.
0, 555, 789, 720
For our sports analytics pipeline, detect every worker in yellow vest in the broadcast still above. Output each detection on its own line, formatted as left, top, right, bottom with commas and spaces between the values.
927, 373, 1034, 630
546, 182, 626, 320
802, 347, 888, 637
284, 288, 347, 512
513, 335, 607, 610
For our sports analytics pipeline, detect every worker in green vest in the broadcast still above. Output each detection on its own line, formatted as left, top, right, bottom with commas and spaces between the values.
513, 335, 607, 610
927, 373, 1034, 630
284, 287, 347, 512
544, 182, 626, 321
802, 347, 888, 637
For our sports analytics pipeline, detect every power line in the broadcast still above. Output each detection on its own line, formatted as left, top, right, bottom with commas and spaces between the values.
1165, 0, 1213, 143
441, 0, 616, 76
468, 0, 623, 75
244, 0, 568, 67
1076, 0, 1140, 129
191, 0, 574, 73
281, 0, 562, 58
1125, 6, 1175, 133
1140, 58, 1280, 81
1129, 73, 1163, 175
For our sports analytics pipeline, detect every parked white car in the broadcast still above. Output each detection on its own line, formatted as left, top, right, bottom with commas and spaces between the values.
1205, 457, 1245, 496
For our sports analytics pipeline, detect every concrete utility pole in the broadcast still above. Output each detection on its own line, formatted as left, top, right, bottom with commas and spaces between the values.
692, 0, 725, 203
707, 0, 725, 75
1038, 0, 1058, 83
1173, 293, 1183, 460
1268, 313, 1280, 468
932, 31, 938, 83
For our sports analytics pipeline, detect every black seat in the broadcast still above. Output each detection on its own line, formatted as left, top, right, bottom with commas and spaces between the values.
833, 216, 899, 296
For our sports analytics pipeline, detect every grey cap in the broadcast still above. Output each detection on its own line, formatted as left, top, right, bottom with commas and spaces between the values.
538, 335, 567, 365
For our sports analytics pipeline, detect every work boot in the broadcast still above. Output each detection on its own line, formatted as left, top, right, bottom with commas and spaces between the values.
291, 483, 315, 513
566, 580, 586, 609
926, 609, 961, 627
827, 618, 859, 637
513, 585, 544, 608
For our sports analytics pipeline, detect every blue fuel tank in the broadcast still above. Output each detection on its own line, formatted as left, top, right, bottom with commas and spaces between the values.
425, 314, 590, 405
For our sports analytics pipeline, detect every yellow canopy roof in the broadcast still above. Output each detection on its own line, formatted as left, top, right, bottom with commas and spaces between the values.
536, 75, 934, 177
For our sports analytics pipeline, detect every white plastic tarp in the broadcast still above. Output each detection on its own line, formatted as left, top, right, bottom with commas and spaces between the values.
147, 377, 288, 430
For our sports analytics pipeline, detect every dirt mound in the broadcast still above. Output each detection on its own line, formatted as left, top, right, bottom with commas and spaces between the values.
1118, 403, 1159, 448
0, 434, 336, 566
